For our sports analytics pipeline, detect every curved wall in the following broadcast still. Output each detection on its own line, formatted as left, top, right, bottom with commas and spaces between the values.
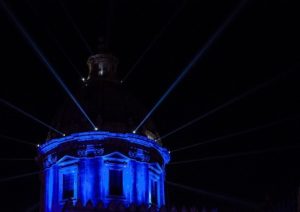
38, 131, 170, 211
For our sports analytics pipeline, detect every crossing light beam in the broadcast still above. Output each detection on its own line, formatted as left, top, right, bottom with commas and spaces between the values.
170, 144, 300, 165
167, 181, 259, 210
0, 98, 65, 136
0, 158, 35, 161
121, 1, 186, 83
134, 0, 248, 133
0, 1, 96, 130
0, 171, 40, 183
58, 0, 93, 55
159, 68, 288, 141
0, 133, 36, 146
171, 116, 297, 153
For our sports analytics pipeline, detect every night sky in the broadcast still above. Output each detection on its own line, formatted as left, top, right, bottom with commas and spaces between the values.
1, 0, 300, 211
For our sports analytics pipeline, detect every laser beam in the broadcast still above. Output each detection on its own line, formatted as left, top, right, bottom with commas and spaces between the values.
0, 1, 96, 130
172, 116, 296, 153
104, 0, 114, 50
121, 1, 186, 83
0, 98, 64, 136
25, 202, 40, 212
0, 171, 40, 183
159, 70, 287, 141
25, 0, 84, 80
58, 0, 93, 55
170, 144, 300, 165
52, 36, 84, 80
0, 158, 35, 161
134, 0, 248, 133
167, 181, 259, 210
0, 134, 36, 146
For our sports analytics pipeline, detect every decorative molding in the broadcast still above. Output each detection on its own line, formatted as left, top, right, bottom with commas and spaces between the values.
77, 144, 104, 157
44, 154, 57, 168
129, 148, 150, 162
39, 131, 170, 165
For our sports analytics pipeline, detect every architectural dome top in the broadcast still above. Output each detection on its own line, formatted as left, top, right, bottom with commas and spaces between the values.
47, 53, 160, 143
39, 52, 170, 212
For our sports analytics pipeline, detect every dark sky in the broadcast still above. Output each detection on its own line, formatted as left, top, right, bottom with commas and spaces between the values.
1, 0, 300, 211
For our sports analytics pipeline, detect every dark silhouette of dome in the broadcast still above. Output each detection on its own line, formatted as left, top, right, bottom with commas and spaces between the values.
47, 53, 159, 142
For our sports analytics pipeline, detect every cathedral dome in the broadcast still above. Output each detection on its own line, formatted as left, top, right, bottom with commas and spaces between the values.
39, 53, 170, 211
47, 53, 159, 142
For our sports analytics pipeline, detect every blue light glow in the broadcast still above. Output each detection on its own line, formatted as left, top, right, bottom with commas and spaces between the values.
39, 131, 170, 164
136, 162, 147, 203
40, 131, 170, 211
45, 168, 54, 211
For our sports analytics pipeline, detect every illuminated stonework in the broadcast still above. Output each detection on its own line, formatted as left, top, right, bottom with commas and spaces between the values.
38, 131, 170, 211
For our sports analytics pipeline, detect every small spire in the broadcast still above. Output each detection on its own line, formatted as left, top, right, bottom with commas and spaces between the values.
97, 37, 108, 53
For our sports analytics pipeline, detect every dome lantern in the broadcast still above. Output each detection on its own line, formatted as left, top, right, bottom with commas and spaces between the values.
87, 53, 119, 81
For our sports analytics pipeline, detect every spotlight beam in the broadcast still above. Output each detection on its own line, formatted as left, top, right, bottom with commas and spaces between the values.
121, 1, 186, 83
25, 0, 84, 79
170, 144, 300, 165
159, 70, 287, 141
172, 116, 296, 153
0, 134, 36, 146
52, 36, 84, 80
104, 0, 114, 50
25, 202, 40, 212
0, 158, 35, 161
0, 98, 64, 136
0, 171, 40, 183
58, 0, 93, 54
166, 181, 260, 210
134, 0, 248, 133
0, 1, 97, 130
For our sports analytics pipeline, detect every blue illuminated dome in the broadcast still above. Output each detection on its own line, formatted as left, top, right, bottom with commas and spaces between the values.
38, 52, 170, 211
